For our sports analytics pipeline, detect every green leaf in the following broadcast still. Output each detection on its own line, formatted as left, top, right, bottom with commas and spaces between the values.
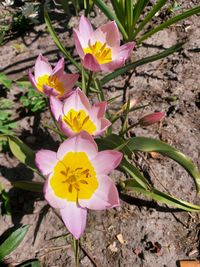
131, 0, 149, 33
7, 135, 36, 170
12, 181, 44, 192
44, 10, 81, 72
100, 43, 183, 85
0, 225, 30, 262
124, 179, 200, 212
0, 73, 12, 90
18, 259, 41, 267
127, 137, 200, 193
133, 0, 167, 39
0, 134, 37, 172
139, 5, 200, 43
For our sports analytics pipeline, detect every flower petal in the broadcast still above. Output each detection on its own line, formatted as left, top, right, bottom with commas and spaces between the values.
99, 21, 120, 47
35, 150, 58, 175
51, 58, 64, 78
113, 42, 135, 60
43, 85, 59, 97
91, 150, 122, 175
57, 131, 98, 161
73, 29, 85, 58
50, 96, 63, 121
91, 102, 107, 118
58, 116, 74, 137
60, 202, 87, 239
35, 54, 52, 80
83, 54, 101, 72
79, 175, 120, 210
44, 176, 67, 209
29, 69, 40, 92
63, 88, 91, 115
79, 15, 93, 47
100, 58, 125, 72
59, 73, 79, 92
94, 118, 111, 136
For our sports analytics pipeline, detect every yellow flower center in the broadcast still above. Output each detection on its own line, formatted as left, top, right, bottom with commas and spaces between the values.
63, 109, 96, 135
50, 152, 98, 202
83, 41, 112, 64
36, 74, 65, 95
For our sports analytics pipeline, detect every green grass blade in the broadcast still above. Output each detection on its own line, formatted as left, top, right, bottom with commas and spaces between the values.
0, 225, 30, 261
100, 42, 183, 85
132, 0, 149, 32
133, 0, 167, 39
44, 10, 81, 72
124, 179, 200, 212
139, 5, 200, 43
111, 0, 125, 27
93, 0, 128, 40
127, 137, 200, 193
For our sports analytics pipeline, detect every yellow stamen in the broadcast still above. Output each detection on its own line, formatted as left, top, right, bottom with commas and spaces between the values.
50, 152, 98, 202
83, 41, 112, 64
63, 109, 96, 135
36, 74, 65, 95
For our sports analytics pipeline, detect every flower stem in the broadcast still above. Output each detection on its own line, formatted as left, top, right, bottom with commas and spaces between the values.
74, 238, 79, 267
86, 71, 93, 96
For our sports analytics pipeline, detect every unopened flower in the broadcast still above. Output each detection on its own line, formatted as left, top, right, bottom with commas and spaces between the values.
139, 111, 165, 126
73, 15, 135, 72
29, 54, 79, 98
35, 131, 122, 239
50, 88, 111, 136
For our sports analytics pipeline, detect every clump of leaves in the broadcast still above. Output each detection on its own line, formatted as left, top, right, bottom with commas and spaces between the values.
18, 82, 47, 113
0, 73, 12, 90
0, 99, 17, 135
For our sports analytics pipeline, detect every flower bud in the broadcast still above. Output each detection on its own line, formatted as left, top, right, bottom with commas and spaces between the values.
139, 111, 165, 126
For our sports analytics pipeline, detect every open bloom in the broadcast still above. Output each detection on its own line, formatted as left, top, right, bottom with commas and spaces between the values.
50, 88, 111, 136
73, 15, 135, 72
29, 54, 79, 98
35, 131, 122, 239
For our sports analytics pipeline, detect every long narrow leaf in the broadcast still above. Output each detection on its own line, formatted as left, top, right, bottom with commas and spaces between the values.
44, 10, 81, 72
93, 0, 128, 40
127, 137, 200, 193
100, 42, 183, 85
132, 0, 149, 34
0, 225, 30, 261
139, 5, 200, 43
124, 179, 200, 212
133, 0, 167, 39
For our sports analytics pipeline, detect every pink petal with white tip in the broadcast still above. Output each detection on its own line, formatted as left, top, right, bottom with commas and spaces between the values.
35, 150, 58, 175
91, 150, 122, 175
79, 175, 120, 210
35, 54, 52, 80
44, 176, 68, 209
57, 131, 98, 161
60, 202, 87, 239
63, 88, 91, 115
79, 15, 93, 47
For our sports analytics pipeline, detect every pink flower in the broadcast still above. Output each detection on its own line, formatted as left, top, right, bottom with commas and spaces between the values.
35, 131, 122, 239
139, 112, 165, 126
50, 88, 111, 137
29, 54, 79, 98
73, 15, 135, 72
